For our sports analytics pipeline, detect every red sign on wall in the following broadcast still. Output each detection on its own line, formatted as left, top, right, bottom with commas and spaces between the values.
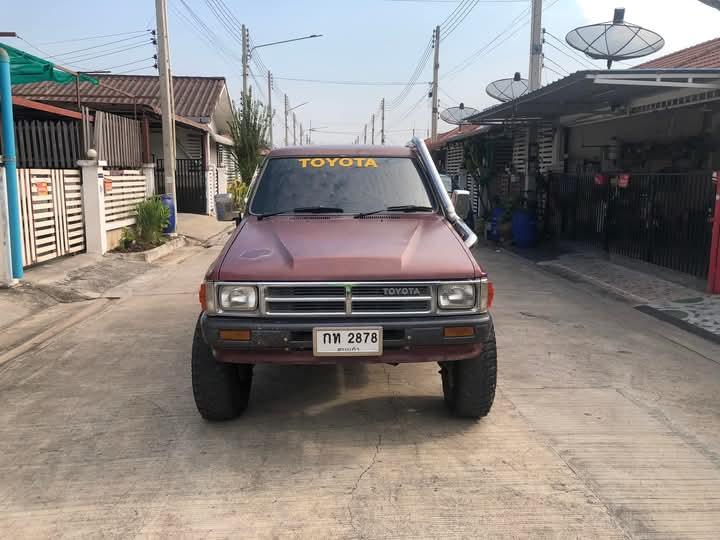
617, 174, 630, 189
36, 182, 49, 196
594, 174, 607, 186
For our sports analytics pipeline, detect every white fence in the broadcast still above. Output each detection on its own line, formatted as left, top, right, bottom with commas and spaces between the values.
104, 169, 148, 231
17, 168, 85, 266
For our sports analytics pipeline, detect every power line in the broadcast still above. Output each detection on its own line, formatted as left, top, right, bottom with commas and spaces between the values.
398, 88, 430, 121
442, 0, 481, 41
60, 42, 154, 65
114, 64, 158, 75
439, 87, 460, 105
443, 0, 562, 79
543, 31, 597, 69
48, 33, 153, 60
543, 55, 570, 75
94, 56, 158, 72
543, 64, 565, 79
36, 30, 150, 46
271, 76, 429, 86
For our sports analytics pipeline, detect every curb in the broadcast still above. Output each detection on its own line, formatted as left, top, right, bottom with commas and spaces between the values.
115, 237, 186, 263
536, 261, 650, 305
635, 305, 720, 346
0, 299, 110, 367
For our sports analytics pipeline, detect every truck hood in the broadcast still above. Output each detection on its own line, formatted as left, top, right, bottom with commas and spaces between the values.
214, 215, 481, 282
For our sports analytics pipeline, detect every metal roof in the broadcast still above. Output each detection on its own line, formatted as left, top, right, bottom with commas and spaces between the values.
425, 124, 491, 150
268, 145, 415, 158
12, 75, 227, 120
636, 37, 720, 69
467, 69, 720, 124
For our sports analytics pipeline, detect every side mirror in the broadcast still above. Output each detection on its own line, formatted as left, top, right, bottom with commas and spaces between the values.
214, 193, 237, 222
451, 189, 471, 219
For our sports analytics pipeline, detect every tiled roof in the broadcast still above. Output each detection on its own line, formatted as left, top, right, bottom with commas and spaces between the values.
636, 37, 720, 69
426, 124, 489, 150
12, 75, 227, 120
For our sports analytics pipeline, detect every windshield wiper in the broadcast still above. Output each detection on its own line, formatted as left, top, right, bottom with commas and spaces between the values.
354, 205, 434, 219
257, 206, 345, 221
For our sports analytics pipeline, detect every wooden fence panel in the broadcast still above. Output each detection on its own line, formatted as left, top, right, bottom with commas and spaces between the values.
17, 168, 86, 267
94, 111, 143, 169
104, 169, 148, 230
10, 120, 81, 169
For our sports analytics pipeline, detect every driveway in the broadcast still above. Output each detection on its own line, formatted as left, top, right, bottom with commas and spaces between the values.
1, 241, 719, 538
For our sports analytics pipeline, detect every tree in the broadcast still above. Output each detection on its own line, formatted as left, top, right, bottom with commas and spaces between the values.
227, 93, 269, 183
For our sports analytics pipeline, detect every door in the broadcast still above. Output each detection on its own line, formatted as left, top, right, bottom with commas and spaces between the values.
17, 168, 86, 266
156, 158, 207, 214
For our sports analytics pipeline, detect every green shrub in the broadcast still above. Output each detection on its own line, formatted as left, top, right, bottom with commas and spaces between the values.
135, 196, 170, 245
227, 178, 249, 212
119, 227, 136, 249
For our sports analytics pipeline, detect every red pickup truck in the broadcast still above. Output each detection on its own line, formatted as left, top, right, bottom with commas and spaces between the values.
194, 138, 496, 421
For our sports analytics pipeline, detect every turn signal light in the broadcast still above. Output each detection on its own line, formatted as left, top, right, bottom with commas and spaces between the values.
199, 282, 207, 311
488, 281, 495, 309
219, 329, 251, 341
444, 326, 475, 338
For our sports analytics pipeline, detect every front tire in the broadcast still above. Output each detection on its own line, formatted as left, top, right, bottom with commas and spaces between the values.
440, 325, 497, 419
191, 319, 252, 421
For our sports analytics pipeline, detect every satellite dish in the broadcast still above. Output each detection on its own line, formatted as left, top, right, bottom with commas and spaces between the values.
440, 103, 480, 125
566, 8, 664, 69
486, 72, 529, 102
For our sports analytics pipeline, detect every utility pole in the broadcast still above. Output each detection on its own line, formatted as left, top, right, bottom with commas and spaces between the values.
308, 120, 312, 144
299, 122, 304, 145
267, 70, 273, 147
528, 0, 543, 91
526, 0, 543, 196
371, 114, 375, 144
284, 94, 289, 146
293, 113, 297, 145
241, 24, 249, 98
363, 124, 367, 144
380, 98, 386, 145
431, 25, 440, 142
155, 0, 177, 230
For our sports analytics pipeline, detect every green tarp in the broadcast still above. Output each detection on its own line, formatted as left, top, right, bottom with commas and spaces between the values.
0, 42, 97, 85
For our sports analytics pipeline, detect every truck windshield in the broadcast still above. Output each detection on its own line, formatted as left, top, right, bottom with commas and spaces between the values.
250, 157, 435, 215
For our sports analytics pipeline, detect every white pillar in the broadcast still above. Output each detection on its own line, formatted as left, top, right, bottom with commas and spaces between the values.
142, 163, 156, 198
217, 166, 228, 195
0, 163, 16, 286
79, 154, 108, 254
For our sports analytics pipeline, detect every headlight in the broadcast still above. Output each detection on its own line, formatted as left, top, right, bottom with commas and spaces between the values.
437, 283, 476, 310
218, 285, 258, 311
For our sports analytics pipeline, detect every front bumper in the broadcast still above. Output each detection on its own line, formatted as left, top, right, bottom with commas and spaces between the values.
200, 312, 492, 365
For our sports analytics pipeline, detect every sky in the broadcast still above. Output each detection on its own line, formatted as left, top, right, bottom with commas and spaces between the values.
4, 0, 720, 145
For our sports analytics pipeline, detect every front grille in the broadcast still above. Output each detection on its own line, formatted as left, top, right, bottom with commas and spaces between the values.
352, 300, 430, 313
265, 286, 344, 298
266, 300, 345, 315
260, 282, 435, 317
352, 285, 431, 297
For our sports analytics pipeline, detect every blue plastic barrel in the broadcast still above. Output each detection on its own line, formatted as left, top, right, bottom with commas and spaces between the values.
160, 194, 176, 233
511, 208, 537, 248
489, 207, 505, 241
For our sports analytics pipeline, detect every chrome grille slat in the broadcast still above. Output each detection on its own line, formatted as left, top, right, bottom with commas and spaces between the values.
260, 282, 436, 317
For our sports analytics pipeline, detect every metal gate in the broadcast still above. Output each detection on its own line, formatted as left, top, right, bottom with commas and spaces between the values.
156, 158, 206, 214
546, 172, 716, 278
17, 168, 85, 266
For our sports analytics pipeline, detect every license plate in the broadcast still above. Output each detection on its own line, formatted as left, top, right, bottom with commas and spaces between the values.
312, 327, 383, 357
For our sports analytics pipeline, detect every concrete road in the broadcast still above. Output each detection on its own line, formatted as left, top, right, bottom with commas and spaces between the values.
1, 240, 719, 539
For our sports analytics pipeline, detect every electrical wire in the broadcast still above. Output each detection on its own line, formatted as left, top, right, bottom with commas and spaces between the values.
398, 88, 430, 121
543, 64, 565, 79
543, 55, 571, 75
271, 76, 430, 86
47, 33, 153, 60
59, 42, 154, 65
441, 0, 481, 41
443, 0, 562, 79
114, 64, 157, 75
36, 30, 150, 46
439, 87, 460, 105
543, 31, 597, 69
93, 56, 158, 72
